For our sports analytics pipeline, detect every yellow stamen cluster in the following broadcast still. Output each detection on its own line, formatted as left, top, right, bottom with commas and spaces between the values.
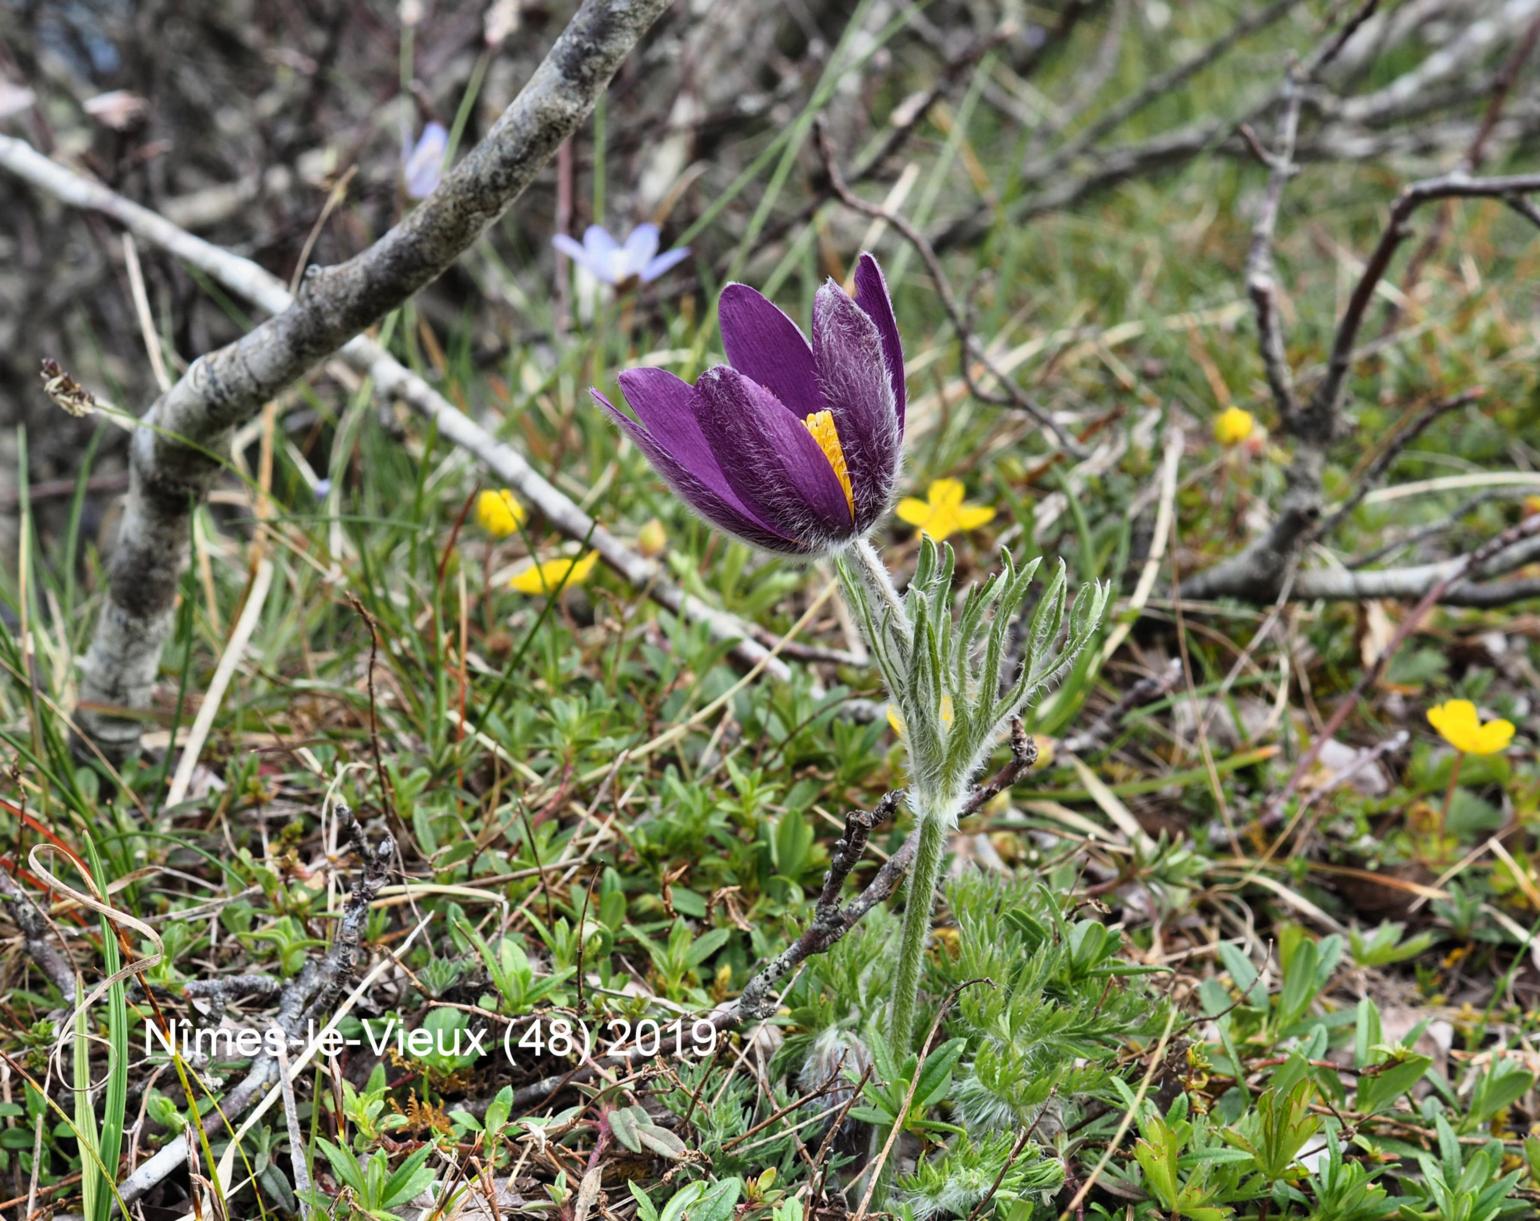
804, 410, 855, 520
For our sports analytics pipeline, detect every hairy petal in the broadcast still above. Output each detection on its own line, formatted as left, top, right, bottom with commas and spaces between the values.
853, 252, 906, 433
597, 376, 807, 554
718, 284, 824, 416
812, 280, 901, 531
694, 366, 856, 547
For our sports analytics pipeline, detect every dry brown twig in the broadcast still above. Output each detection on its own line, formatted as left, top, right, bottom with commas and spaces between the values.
0, 867, 77, 1004
0, 134, 812, 712
1185, 46, 1540, 608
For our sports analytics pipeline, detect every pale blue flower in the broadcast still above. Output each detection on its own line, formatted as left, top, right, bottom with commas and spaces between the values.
403, 121, 448, 199
552, 223, 690, 286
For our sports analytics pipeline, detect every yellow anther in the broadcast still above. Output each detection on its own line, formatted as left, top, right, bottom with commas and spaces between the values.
804, 410, 855, 520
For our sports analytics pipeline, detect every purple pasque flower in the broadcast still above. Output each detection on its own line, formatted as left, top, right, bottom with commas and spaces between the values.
593, 252, 905, 556
552, 223, 690, 287
403, 121, 448, 199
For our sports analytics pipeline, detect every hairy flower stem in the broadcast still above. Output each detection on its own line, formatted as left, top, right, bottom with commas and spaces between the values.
850, 536, 908, 628
889, 793, 954, 1050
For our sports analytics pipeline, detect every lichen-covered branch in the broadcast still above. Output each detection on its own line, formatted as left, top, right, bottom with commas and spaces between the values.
20, 0, 672, 760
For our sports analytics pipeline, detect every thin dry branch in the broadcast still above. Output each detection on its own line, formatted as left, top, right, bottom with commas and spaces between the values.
1313, 391, 1482, 540
813, 118, 1083, 454
1033, 0, 1304, 182
1242, 73, 1303, 417
1185, 171, 1540, 605
0, 29, 813, 745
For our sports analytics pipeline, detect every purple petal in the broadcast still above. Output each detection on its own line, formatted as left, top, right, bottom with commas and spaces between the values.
717, 284, 824, 418
622, 223, 661, 270
694, 366, 855, 545
403, 121, 448, 199
598, 376, 807, 554
853, 252, 906, 434
812, 280, 901, 531
639, 247, 690, 283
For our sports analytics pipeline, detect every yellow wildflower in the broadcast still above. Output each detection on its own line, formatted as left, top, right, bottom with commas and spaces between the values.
476, 489, 526, 538
637, 517, 667, 558
1213, 407, 1255, 447
895, 478, 995, 542
509, 550, 600, 595
1427, 699, 1515, 756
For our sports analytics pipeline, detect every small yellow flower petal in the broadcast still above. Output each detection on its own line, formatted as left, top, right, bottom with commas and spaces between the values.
475, 489, 526, 538
887, 705, 905, 736
955, 504, 997, 531
1471, 720, 1516, 754
1213, 407, 1255, 447
1427, 698, 1514, 756
928, 478, 966, 509
509, 550, 599, 595
895, 498, 932, 525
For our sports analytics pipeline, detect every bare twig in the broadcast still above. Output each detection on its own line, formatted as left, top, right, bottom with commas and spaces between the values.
1313, 391, 1482, 539
816, 791, 902, 917
1242, 70, 1303, 417
1379, 11, 1540, 329
0, 868, 76, 1003
1034, 0, 1303, 182
1060, 658, 1183, 755
0, 97, 807, 756
1185, 170, 1540, 605
1314, 174, 1540, 435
